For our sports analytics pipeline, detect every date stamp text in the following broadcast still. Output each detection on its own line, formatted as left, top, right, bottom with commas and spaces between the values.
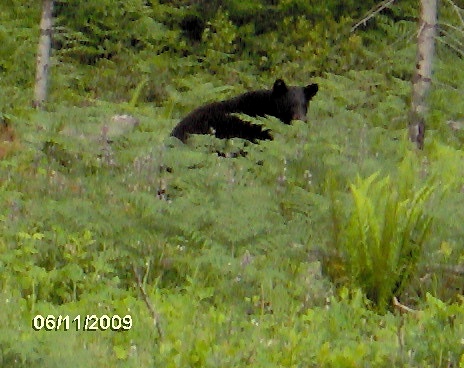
32, 314, 132, 331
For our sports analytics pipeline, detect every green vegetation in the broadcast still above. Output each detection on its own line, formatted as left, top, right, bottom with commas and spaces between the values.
1, 0, 464, 366
333, 165, 435, 313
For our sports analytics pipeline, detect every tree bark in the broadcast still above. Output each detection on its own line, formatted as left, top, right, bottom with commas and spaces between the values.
33, 0, 54, 109
409, 0, 438, 149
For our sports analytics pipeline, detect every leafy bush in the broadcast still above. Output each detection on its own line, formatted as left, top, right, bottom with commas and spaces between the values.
54, 0, 175, 63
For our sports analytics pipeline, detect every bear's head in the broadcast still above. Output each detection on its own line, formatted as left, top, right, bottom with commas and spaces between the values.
272, 79, 318, 124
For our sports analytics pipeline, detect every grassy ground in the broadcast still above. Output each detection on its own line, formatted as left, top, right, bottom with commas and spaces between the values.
1, 68, 464, 366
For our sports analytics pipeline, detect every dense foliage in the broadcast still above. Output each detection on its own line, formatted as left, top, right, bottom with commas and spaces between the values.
1, 0, 464, 366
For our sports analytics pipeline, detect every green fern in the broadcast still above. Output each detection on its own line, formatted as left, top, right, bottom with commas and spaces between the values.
341, 170, 435, 312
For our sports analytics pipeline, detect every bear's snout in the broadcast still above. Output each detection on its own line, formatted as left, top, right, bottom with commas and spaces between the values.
292, 113, 307, 122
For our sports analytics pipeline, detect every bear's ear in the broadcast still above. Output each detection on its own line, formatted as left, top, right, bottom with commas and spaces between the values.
272, 79, 288, 96
304, 83, 319, 100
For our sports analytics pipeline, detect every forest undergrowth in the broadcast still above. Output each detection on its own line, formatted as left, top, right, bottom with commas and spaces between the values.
1, 1, 464, 366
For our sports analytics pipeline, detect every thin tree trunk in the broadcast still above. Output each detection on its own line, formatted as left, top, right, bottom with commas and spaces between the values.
33, 0, 54, 109
409, 0, 438, 149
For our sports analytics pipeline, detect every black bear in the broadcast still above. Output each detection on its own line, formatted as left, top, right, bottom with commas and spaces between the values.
170, 79, 319, 143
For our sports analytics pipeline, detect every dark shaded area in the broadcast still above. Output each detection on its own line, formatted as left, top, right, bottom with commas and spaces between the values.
180, 14, 205, 43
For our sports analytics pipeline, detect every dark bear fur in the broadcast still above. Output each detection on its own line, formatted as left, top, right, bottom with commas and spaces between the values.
170, 79, 319, 143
